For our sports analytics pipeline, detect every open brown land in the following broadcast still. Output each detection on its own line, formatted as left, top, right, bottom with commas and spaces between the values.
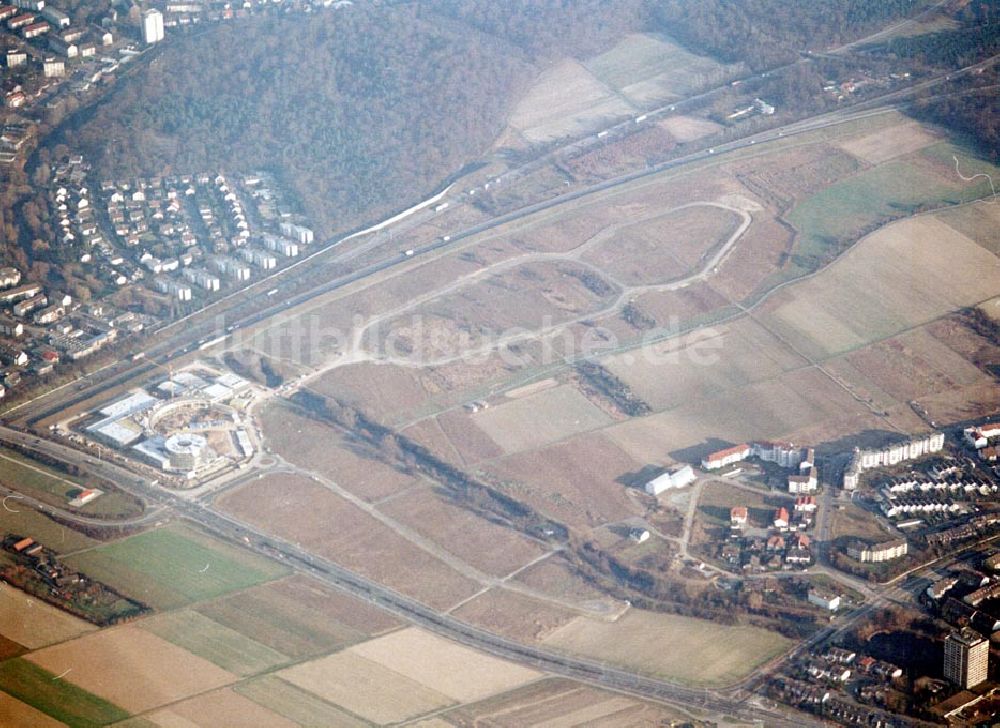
0, 692, 65, 728
604, 317, 807, 413
508, 59, 634, 144
378, 485, 547, 577
0, 582, 96, 649
26, 626, 236, 714
580, 205, 741, 286
140, 609, 290, 676
235, 675, 370, 728
485, 431, 646, 528
760, 215, 1000, 360
197, 573, 400, 660
261, 401, 423, 500
471, 384, 613, 454
439, 677, 688, 727
585, 33, 738, 104
659, 114, 723, 143
837, 120, 941, 164
830, 502, 894, 544
513, 553, 613, 606
140, 688, 298, 728
350, 627, 542, 703
216, 475, 480, 611
934, 199, 1000, 256
279, 650, 455, 725
452, 587, 578, 643
543, 609, 791, 687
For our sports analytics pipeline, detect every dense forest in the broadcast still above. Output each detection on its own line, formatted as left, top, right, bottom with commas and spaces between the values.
647, 0, 926, 70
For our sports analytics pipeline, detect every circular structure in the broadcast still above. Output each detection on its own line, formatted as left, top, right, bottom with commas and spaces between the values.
164, 433, 208, 471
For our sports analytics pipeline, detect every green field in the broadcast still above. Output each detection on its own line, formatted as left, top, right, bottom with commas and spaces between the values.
64, 523, 288, 610
785, 142, 997, 275
0, 507, 98, 554
0, 450, 140, 519
196, 584, 369, 660
236, 675, 370, 728
0, 659, 129, 728
141, 610, 290, 676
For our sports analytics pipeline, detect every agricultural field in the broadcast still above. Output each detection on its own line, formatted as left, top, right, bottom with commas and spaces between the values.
451, 587, 579, 642
63, 522, 289, 610
0, 658, 129, 728
579, 204, 742, 286
278, 650, 455, 724
0, 582, 96, 649
437, 677, 689, 727
836, 119, 941, 164
26, 626, 236, 714
542, 609, 792, 687
140, 609, 290, 676
584, 32, 740, 104
507, 59, 634, 144
130, 688, 299, 728
196, 574, 401, 660
934, 198, 1000, 256
351, 628, 542, 703
0, 691, 66, 728
0, 450, 140, 519
378, 485, 548, 577
471, 384, 613, 454
215, 475, 481, 611
235, 675, 370, 728
760, 214, 1000, 361
0, 507, 99, 554
278, 628, 542, 724
783, 141, 998, 274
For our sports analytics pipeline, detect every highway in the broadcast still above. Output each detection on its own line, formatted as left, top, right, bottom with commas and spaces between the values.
10, 43, 997, 428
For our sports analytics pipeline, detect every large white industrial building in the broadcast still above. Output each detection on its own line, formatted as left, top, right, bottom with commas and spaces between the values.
645, 464, 695, 495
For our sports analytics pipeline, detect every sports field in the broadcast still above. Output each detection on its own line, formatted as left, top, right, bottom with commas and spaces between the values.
63, 523, 288, 610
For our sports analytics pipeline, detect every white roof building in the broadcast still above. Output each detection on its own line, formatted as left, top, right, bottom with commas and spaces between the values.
645, 464, 695, 495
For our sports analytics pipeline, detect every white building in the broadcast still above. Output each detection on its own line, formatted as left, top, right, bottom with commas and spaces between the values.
280, 222, 314, 245
701, 443, 750, 470
788, 465, 818, 494
808, 589, 841, 612
644, 464, 695, 495
141, 8, 164, 44
752, 441, 807, 469
182, 267, 221, 292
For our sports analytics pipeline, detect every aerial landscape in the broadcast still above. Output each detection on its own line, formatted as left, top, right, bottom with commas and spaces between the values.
0, 0, 999, 726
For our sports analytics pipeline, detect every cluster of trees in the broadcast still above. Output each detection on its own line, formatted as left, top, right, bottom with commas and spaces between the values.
647, 0, 923, 70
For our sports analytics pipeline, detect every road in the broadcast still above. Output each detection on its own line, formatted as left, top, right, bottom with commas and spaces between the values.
1, 34, 996, 724
10, 46, 997, 428
0, 422, 815, 725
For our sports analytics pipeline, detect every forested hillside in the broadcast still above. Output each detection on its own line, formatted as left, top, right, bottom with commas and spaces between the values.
648, 0, 925, 70
73, 1, 646, 236
68, 0, 940, 236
